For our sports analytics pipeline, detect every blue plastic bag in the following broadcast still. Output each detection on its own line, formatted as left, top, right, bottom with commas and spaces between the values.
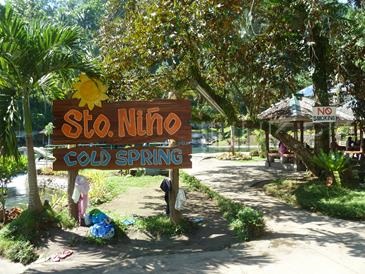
90, 222, 115, 239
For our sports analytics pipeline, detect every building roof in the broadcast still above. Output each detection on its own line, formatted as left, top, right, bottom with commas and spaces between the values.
258, 96, 356, 124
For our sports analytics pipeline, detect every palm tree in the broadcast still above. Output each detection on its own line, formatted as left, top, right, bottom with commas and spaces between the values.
0, 5, 98, 212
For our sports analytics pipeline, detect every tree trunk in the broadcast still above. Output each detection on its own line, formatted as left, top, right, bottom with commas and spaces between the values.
23, 93, 42, 212
230, 125, 235, 155
220, 123, 224, 140
67, 170, 79, 221
312, 25, 330, 153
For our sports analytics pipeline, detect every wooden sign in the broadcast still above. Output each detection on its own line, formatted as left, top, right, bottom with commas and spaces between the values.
52, 99, 192, 145
313, 106, 337, 123
53, 146, 192, 171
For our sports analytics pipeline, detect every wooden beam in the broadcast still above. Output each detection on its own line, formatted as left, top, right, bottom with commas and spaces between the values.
293, 122, 298, 140
265, 129, 270, 167
168, 140, 182, 224
300, 121, 304, 144
360, 123, 364, 153
67, 170, 79, 221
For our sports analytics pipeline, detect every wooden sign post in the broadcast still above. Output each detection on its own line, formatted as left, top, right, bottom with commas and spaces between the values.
52, 99, 192, 223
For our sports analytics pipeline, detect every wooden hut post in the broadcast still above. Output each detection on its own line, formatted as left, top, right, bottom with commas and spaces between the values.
293, 122, 298, 140
360, 123, 364, 153
354, 123, 358, 142
265, 129, 270, 167
300, 121, 304, 144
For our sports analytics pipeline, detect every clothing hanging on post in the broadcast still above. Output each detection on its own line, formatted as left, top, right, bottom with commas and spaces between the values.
72, 175, 90, 224
160, 177, 171, 215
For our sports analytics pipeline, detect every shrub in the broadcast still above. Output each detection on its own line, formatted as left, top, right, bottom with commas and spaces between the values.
1, 208, 58, 243
216, 152, 252, 161
55, 210, 77, 229
230, 207, 265, 241
0, 208, 63, 264
81, 170, 113, 205
0, 156, 27, 178
182, 173, 265, 241
3, 239, 38, 265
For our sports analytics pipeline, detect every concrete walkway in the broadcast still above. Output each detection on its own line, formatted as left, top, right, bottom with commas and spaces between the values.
183, 155, 365, 274
2, 155, 365, 273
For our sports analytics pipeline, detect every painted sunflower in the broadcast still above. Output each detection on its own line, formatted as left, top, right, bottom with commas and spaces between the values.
72, 74, 108, 110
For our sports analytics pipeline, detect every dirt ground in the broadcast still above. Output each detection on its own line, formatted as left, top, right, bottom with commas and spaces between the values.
24, 182, 239, 272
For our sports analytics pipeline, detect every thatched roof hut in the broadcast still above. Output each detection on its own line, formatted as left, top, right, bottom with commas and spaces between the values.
258, 96, 355, 124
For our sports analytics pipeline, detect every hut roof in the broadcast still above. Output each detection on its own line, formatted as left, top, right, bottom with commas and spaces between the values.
258, 97, 355, 123
258, 97, 313, 122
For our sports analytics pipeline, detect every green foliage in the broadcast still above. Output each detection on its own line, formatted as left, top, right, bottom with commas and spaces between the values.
264, 179, 365, 220
263, 179, 299, 205
216, 152, 252, 161
0, 156, 27, 178
230, 207, 265, 241
101, 0, 299, 121
0, 208, 57, 243
253, 130, 267, 158
312, 150, 351, 173
312, 150, 351, 185
296, 182, 365, 220
182, 173, 265, 241
135, 214, 194, 237
0, 4, 99, 211
55, 210, 77, 229
334, 6, 365, 119
0, 238, 38, 265
0, 89, 19, 158
81, 170, 111, 205
0, 207, 70, 264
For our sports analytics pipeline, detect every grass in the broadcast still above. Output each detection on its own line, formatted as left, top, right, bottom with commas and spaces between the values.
181, 173, 265, 241
263, 179, 365, 220
263, 179, 299, 205
80, 170, 164, 205
135, 214, 196, 237
0, 206, 73, 264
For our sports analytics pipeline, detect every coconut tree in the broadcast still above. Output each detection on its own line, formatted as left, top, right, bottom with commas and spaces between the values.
0, 5, 98, 212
